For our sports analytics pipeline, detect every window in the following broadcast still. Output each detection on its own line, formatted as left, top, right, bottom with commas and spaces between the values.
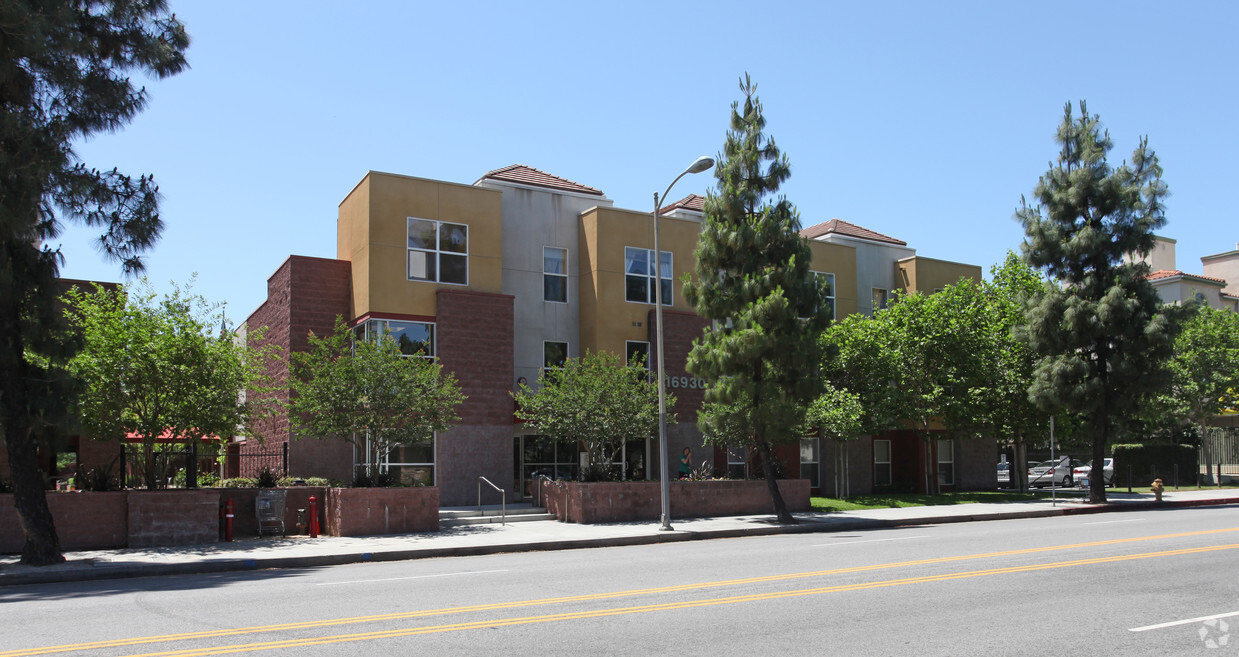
407, 217, 468, 285
937, 438, 954, 486
543, 247, 567, 303
355, 318, 434, 359
625, 341, 650, 369
800, 438, 820, 489
872, 288, 888, 312
727, 445, 747, 479
874, 439, 892, 487
543, 341, 568, 378
625, 247, 672, 305
812, 271, 836, 322
355, 434, 435, 486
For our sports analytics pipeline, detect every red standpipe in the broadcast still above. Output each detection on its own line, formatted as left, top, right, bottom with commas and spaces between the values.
308, 495, 320, 538
224, 499, 234, 542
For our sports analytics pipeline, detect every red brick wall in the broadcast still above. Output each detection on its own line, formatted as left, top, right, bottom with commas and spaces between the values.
126, 490, 220, 548
539, 479, 810, 524
324, 487, 438, 536
435, 290, 515, 505
245, 256, 353, 483
0, 492, 127, 552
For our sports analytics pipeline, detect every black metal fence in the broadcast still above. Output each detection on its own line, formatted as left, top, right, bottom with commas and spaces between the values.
119, 441, 219, 489
224, 442, 289, 480
1200, 427, 1239, 485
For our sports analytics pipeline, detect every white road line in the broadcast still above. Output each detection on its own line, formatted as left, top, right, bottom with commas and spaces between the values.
812, 535, 927, 547
1130, 610, 1239, 632
1081, 518, 1144, 525
316, 569, 509, 586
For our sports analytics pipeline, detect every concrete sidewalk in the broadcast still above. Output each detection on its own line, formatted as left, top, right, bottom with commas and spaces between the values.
2, 488, 1236, 588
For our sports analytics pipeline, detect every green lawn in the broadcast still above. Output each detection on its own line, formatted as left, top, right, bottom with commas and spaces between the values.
811, 491, 1050, 512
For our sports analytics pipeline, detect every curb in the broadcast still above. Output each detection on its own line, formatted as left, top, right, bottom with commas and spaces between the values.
1, 497, 1235, 588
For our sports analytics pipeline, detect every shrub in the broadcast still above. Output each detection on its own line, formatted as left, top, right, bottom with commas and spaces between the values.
1113, 444, 1198, 486
256, 466, 279, 488
80, 465, 119, 492
220, 477, 257, 488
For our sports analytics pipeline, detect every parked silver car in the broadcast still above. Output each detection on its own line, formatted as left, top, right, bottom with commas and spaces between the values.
1028, 459, 1082, 488
1073, 458, 1115, 487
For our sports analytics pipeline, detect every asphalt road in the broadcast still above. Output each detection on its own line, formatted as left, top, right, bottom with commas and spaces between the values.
3, 506, 1238, 656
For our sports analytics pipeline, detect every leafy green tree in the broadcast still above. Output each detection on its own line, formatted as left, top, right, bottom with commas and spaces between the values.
1164, 304, 1239, 482
64, 281, 271, 490
870, 281, 998, 494
683, 75, 828, 523
0, 1, 188, 564
514, 351, 669, 480
1016, 101, 1181, 503
802, 381, 864, 498
983, 252, 1058, 492
287, 318, 465, 484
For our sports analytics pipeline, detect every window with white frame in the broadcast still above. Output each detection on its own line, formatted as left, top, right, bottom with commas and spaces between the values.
354, 318, 434, 359
407, 217, 468, 285
625, 340, 650, 369
874, 439, 892, 487
625, 247, 672, 305
543, 341, 568, 378
543, 247, 567, 303
727, 445, 747, 479
811, 271, 836, 322
937, 438, 954, 486
800, 438, 820, 489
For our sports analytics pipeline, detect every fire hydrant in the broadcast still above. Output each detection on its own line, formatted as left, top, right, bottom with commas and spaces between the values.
1151, 478, 1164, 502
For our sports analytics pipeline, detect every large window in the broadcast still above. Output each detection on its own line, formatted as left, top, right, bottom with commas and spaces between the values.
543, 341, 568, 378
355, 434, 435, 486
544, 247, 567, 303
805, 271, 836, 322
625, 247, 672, 305
407, 217, 468, 285
937, 438, 954, 486
354, 318, 434, 359
874, 439, 892, 487
800, 438, 820, 489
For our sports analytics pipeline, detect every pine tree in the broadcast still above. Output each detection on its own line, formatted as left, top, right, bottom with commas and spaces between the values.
0, 1, 188, 564
1016, 101, 1180, 503
684, 75, 827, 524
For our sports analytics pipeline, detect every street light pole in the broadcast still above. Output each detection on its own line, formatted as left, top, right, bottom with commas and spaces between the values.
654, 155, 714, 532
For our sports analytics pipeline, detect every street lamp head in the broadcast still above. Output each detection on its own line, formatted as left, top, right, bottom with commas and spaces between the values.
686, 156, 714, 174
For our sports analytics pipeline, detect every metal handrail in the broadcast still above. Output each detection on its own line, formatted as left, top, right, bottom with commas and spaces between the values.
533, 474, 552, 508
477, 476, 506, 526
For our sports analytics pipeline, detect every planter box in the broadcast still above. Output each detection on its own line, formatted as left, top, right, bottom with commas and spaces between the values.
324, 487, 439, 536
539, 479, 810, 524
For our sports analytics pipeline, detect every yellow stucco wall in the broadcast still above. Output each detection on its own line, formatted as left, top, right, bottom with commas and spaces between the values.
579, 207, 703, 356
896, 256, 982, 295
808, 241, 859, 319
337, 171, 502, 320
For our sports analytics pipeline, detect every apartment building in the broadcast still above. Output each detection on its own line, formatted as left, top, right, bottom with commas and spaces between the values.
243, 165, 990, 505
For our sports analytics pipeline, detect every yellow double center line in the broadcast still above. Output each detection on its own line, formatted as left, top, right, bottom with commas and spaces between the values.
6, 527, 1239, 657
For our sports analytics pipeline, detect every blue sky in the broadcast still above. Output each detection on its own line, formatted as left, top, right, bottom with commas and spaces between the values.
57, 1, 1239, 320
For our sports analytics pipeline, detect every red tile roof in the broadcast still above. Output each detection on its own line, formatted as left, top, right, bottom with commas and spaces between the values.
477, 164, 604, 196
659, 193, 706, 214
799, 218, 907, 246
1146, 269, 1228, 285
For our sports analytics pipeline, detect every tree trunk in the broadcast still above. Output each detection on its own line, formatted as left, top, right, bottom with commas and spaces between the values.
3, 428, 64, 566
756, 439, 796, 524
1090, 415, 1108, 504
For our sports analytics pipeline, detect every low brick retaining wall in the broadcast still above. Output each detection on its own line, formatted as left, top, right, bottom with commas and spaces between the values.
325, 487, 439, 536
0, 486, 440, 553
538, 479, 810, 524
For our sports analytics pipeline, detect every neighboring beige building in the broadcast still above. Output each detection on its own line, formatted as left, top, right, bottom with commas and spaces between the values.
1128, 236, 1239, 312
